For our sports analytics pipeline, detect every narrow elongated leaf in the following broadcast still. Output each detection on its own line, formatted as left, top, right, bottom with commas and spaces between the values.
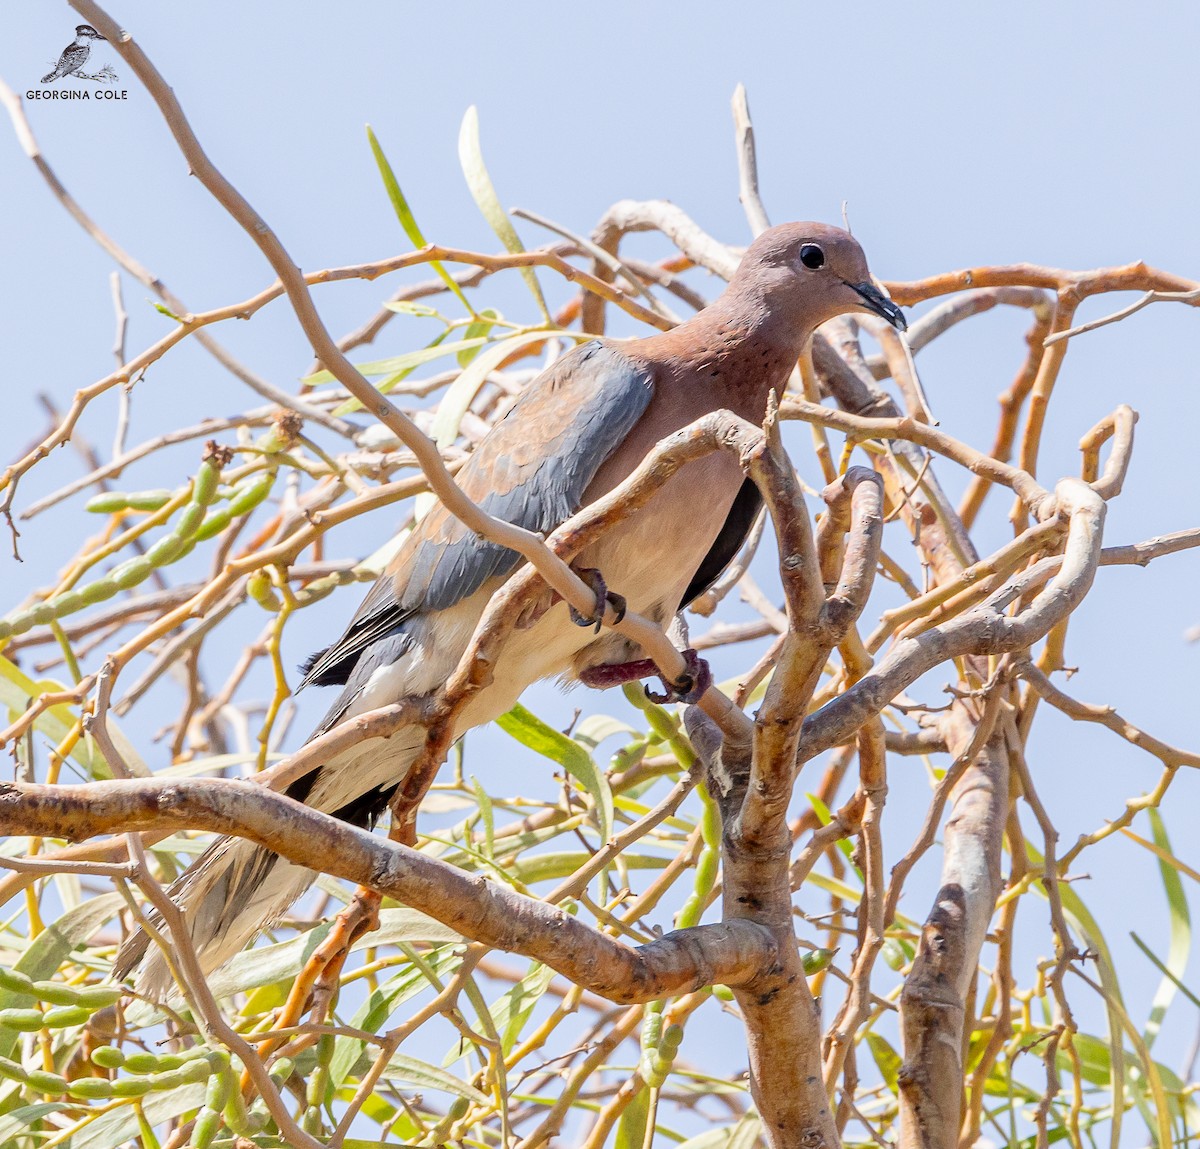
382, 1052, 489, 1105
493, 960, 555, 1056
0, 655, 99, 775
303, 332, 487, 386
0, 1101, 69, 1145
330, 945, 462, 1088
512, 851, 667, 884
209, 908, 462, 1000
430, 329, 585, 448
866, 1031, 902, 1093
615, 1081, 651, 1149
458, 308, 499, 365
66, 1082, 205, 1149
1141, 810, 1191, 1048
498, 703, 613, 845
367, 125, 474, 315
458, 106, 550, 320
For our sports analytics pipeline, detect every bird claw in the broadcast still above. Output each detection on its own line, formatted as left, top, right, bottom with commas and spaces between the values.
569, 567, 627, 633
644, 649, 712, 705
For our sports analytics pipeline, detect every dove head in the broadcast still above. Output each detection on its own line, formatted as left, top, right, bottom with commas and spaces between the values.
734, 221, 905, 335
75, 25, 106, 40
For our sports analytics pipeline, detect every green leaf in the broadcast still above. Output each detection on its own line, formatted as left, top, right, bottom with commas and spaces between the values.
458, 308, 499, 366
675, 1130, 738, 1149
866, 1031, 902, 1093
67, 1082, 205, 1149
209, 908, 462, 1001
807, 791, 857, 868
382, 1052, 489, 1105
573, 714, 639, 750
0, 655, 101, 776
323, 333, 498, 415
383, 300, 443, 319
727, 1112, 764, 1149
330, 945, 462, 1088
615, 1080, 651, 1149
471, 774, 495, 860
458, 106, 550, 321
511, 851, 667, 885
1131, 932, 1200, 1011
492, 961, 555, 1056
1027, 843, 1129, 1142
303, 331, 483, 385
0, 1101, 70, 1146
430, 329, 587, 449
367, 125, 474, 315
1141, 809, 1191, 1048
498, 703, 614, 846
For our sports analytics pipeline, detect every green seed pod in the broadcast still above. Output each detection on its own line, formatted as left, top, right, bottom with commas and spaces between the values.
447, 1097, 470, 1121
122, 1052, 165, 1074
91, 1045, 125, 1069
204, 1065, 231, 1111
85, 492, 133, 513
177, 1058, 215, 1085
0, 967, 36, 995
659, 1023, 684, 1055
24, 604, 56, 628
712, 985, 734, 1002
113, 559, 152, 590
246, 571, 281, 611
26, 1069, 69, 1095
144, 535, 186, 566
80, 576, 120, 605
191, 1106, 221, 1149
267, 1056, 294, 1084
193, 462, 221, 507
69, 1076, 116, 1099
174, 503, 206, 539
28, 980, 78, 1006
675, 893, 702, 929
46, 590, 86, 618
127, 490, 174, 512
146, 1067, 191, 1092
640, 1012, 663, 1052
192, 507, 232, 542
227, 471, 274, 516
694, 850, 718, 893
144, 1053, 185, 1072
0, 1008, 46, 1032
0, 1057, 29, 1083
802, 948, 837, 975
302, 1104, 321, 1135
73, 986, 122, 1009
226, 1098, 267, 1141
111, 1076, 154, 1097
41, 1005, 90, 1029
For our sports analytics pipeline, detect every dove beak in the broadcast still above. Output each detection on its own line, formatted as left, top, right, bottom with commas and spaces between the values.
850, 281, 907, 331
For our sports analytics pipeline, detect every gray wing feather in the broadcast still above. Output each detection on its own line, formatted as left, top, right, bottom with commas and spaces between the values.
298, 341, 653, 696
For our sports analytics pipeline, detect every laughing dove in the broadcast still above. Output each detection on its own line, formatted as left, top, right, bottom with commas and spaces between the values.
117, 221, 905, 995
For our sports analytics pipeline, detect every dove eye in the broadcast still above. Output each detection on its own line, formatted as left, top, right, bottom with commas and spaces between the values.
799, 244, 825, 270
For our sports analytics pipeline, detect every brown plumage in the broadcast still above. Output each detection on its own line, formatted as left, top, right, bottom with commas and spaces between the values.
117, 222, 905, 997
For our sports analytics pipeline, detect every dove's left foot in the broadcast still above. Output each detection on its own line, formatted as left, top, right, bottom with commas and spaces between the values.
579, 648, 712, 705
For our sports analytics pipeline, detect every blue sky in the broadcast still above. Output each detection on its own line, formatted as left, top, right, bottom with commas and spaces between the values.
3, 1, 1199, 1132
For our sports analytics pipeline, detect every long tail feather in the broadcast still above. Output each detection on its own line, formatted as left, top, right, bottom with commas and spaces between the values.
117, 728, 426, 1000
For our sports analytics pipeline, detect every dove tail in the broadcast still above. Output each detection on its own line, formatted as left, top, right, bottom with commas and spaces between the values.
116, 728, 427, 1001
